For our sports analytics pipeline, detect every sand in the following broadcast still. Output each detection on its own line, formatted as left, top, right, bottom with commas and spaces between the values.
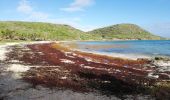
0, 41, 169, 100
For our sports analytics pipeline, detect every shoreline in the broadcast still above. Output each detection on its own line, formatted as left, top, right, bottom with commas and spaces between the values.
59, 40, 170, 60
0, 41, 170, 99
1, 41, 170, 70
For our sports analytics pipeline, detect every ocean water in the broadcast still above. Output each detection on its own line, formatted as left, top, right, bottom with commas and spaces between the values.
76, 40, 170, 59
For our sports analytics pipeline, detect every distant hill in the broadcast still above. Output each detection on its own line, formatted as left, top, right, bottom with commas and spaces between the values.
88, 24, 163, 40
0, 21, 164, 41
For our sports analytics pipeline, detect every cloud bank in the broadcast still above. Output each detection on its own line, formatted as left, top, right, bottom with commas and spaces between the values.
16, 0, 96, 31
17, 0, 49, 20
61, 0, 94, 12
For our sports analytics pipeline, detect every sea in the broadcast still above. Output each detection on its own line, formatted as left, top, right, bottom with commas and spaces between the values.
76, 40, 170, 59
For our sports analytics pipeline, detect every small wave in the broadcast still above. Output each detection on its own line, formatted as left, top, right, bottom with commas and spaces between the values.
76, 49, 151, 60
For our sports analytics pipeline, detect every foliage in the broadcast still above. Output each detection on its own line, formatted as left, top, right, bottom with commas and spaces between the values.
88, 24, 164, 40
0, 21, 164, 41
0, 21, 90, 41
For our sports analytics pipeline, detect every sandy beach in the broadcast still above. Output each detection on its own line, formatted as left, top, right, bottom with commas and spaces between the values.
0, 41, 170, 100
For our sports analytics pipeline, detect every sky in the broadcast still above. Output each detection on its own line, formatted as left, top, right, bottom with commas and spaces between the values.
0, 0, 170, 37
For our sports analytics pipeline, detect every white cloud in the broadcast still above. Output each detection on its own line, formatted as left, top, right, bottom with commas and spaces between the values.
17, 0, 32, 14
16, 0, 94, 32
17, 0, 49, 20
61, 0, 94, 12
16, 1, 80, 29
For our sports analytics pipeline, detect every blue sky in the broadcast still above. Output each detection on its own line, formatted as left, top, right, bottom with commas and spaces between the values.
0, 0, 170, 37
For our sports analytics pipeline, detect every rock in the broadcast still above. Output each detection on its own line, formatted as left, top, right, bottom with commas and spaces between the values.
137, 58, 151, 62
147, 73, 159, 79
159, 73, 170, 80
154, 57, 170, 61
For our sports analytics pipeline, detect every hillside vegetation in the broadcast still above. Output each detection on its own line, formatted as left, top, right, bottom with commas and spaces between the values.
0, 21, 94, 41
88, 24, 163, 40
0, 21, 163, 41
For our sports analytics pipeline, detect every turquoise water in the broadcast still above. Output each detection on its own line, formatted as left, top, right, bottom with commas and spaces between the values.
77, 40, 170, 57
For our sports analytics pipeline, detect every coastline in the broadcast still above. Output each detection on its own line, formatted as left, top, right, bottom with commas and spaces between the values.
0, 41, 170, 99
59, 40, 170, 60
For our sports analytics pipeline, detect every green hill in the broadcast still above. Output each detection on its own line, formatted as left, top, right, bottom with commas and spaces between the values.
0, 21, 163, 41
88, 24, 163, 40
0, 21, 94, 41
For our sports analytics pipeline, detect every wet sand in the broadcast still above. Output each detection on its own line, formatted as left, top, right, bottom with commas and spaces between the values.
0, 42, 170, 100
